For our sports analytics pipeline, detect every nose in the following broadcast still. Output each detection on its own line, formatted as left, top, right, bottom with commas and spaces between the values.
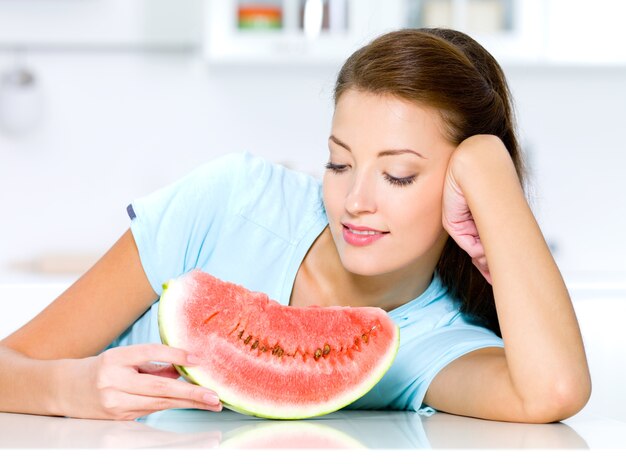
344, 172, 376, 216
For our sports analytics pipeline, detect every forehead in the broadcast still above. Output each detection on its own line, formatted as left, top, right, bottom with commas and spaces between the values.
332, 89, 448, 143
331, 89, 454, 160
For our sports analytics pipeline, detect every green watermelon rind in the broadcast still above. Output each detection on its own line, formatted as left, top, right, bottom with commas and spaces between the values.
158, 277, 400, 420
219, 420, 367, 449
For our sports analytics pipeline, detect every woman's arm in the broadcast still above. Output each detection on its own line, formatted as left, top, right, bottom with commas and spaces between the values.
425, 134, 591, 423
0, 229, 221, 419
2, 230, 157, 359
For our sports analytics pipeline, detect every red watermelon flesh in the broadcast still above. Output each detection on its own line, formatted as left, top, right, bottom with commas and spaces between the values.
158, 269, 400, 419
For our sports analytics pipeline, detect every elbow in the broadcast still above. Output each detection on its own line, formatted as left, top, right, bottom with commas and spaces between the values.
523, 375, 592, 424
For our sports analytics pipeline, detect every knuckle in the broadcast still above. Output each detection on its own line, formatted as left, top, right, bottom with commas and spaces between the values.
163, 344, 187, 358
139, 343, 176, 364
189, 389, 203, 402
152, 378, 170, 396
93, 361, 118, 390
99, 389, 119, 411
99, 349, 115, 366
153, 397, 173, 411
146, 343, 165, 354
138, 344, 155, 357
94, 370, 111, 391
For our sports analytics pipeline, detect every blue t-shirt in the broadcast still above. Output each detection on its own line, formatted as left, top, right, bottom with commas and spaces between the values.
109, 152, 504, 413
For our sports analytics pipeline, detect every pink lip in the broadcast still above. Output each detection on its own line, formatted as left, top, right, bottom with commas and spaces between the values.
342, 223, 388, 247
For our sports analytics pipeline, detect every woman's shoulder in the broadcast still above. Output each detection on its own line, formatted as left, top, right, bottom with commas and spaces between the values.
192, 151, 320, 202
135, 150, 325, 245
170, 150, 321, 208
227, 152, 326, 243
236, 151, 321, 199
393, 274, 501, 338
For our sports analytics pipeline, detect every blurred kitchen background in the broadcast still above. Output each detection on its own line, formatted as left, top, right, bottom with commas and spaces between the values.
0, 0, 625, 284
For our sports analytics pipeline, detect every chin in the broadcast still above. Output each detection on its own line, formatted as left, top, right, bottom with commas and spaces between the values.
339, 252, 398, 277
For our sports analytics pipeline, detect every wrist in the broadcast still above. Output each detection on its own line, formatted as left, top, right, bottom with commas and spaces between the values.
450, 134, 521, 200
47, 357, 83, 417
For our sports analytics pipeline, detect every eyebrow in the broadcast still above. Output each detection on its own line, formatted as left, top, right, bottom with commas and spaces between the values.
329, 135, 427, 159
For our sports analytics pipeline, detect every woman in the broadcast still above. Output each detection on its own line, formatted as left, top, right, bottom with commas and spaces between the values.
0, 28, 591, 422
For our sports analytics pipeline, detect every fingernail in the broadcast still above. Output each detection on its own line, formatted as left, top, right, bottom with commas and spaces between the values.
203, 392, 220, 404
187, 354, 202, 365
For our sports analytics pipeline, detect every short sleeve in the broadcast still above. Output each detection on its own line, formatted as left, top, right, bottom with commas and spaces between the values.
127, 152, 248, 295
348, 312, 504, 412
397, 320, 504, 412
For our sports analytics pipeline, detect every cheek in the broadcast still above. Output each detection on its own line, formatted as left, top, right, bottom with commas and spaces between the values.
396, 178, 446, 236
322, 175, 346, 218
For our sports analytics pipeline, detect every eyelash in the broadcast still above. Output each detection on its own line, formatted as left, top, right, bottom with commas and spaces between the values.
324, 162, 416, 187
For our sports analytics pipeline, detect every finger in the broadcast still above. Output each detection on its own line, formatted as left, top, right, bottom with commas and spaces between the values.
471, 255, 488, 270
120, 371, 221, 406
106, 344, 198, 368
138, 363, 182, 379
126, 393, 223, 415
106, 392, 222, 420
471, 257, 493, 285
451, 233, 484, 260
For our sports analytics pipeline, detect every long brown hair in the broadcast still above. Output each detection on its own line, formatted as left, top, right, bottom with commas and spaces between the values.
334, 28, 527, 336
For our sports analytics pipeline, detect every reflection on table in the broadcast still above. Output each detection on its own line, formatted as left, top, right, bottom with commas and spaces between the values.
0, 407, 588, 449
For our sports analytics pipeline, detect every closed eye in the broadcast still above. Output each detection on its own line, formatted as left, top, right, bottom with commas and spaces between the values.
384, 173, 416, 187
326, 162, 416, 187
324, 162, 348, 173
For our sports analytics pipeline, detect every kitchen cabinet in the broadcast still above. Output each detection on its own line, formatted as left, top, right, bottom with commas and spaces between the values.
204, 0, 402, 65
404, 0, 544, 65
204, 0, 542, 65
204, 0, 626, 66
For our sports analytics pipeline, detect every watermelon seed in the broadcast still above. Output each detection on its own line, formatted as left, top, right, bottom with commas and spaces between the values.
238, 330, 244, 339
314, 348, 322, 360
244, 335, 252, 345
202, 312, 219, 326
362, 333, 369, 344
272, 346, 284, 357
323, 344, 331, 356
251, 340, 259, 350
227, 322, 240, 337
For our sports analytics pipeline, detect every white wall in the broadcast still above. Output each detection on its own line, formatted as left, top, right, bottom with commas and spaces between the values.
506, 66, 626, 275
1, 50, 625, 278
0, 51, 337, 274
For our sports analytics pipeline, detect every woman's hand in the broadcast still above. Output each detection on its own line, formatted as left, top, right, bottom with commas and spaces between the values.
441, 135, 510, 284
61, 344, 222, 420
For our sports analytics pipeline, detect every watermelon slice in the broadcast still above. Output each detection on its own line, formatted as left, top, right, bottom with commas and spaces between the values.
158, 269, 399, 419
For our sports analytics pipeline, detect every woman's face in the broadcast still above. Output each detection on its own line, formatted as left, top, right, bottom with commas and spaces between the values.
323, 89, 456, 277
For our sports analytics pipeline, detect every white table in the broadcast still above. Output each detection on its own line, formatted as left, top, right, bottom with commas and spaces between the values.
0, 407, 624, 449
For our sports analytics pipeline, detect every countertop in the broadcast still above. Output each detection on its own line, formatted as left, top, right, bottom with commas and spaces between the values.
1, 407, 625, 449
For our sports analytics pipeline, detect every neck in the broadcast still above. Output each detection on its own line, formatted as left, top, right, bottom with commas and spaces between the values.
338, 267, 434, 312
304, 227, 439, 311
